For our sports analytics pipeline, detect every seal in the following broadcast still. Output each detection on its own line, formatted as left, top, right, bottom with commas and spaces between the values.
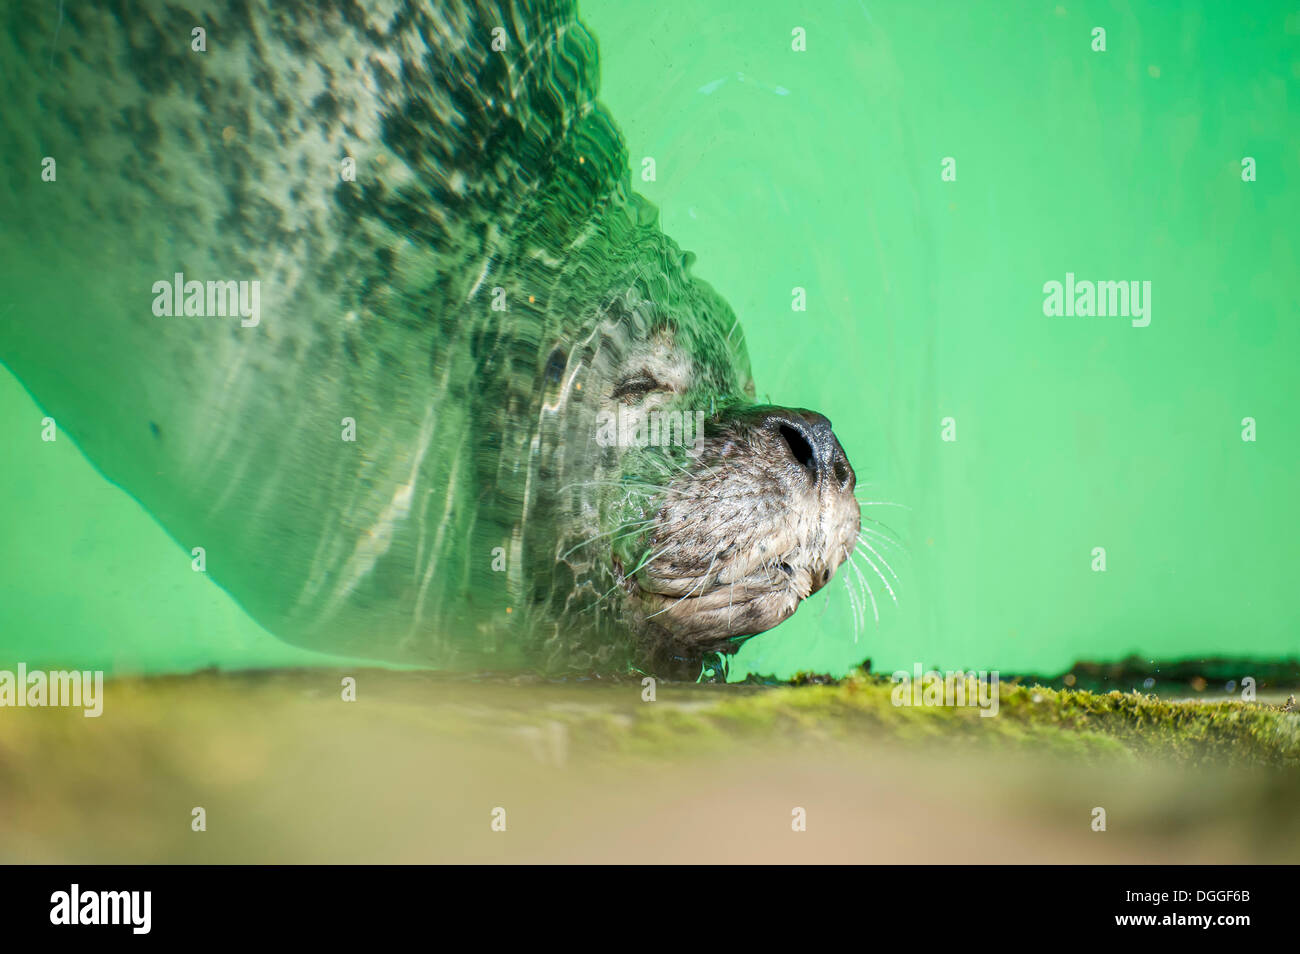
0, 0, 863, 675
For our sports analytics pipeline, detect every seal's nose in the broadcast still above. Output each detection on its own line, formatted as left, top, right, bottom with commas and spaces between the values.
769, 409, 856, 491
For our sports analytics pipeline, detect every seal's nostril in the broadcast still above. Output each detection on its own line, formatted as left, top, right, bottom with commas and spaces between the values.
763, 409, 854, 488
832, 457, 852, 489
779, 424, 816, 474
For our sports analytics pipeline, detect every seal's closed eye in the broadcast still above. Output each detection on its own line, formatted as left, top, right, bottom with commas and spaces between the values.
611, 372, 669, 401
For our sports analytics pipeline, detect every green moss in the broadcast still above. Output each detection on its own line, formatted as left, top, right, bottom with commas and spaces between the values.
3, 668, 1294, 774
606, 673, 1300, 766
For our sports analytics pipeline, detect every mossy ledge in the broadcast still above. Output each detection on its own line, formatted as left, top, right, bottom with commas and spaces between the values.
12, 668, 1293, 771
108, 667, 1300, 769
659, 675, 1300, 767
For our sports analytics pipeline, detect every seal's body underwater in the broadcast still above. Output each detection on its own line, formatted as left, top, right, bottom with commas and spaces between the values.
0, 0, 860, 674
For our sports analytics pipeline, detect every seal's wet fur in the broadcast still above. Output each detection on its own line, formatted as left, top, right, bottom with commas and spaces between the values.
0, 0, 859, 675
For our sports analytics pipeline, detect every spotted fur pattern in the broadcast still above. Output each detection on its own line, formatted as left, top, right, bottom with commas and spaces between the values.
0, 0, 762, 670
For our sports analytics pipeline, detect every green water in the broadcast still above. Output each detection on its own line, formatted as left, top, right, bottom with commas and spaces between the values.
1, 0, 1297, 679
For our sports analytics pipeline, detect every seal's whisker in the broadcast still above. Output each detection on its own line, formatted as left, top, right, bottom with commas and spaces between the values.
859, 527, 907, 556
861, 516, 906, 544
848, 557, 871, 636
681, 456, 720, 479
854, 548, 897, 606
645, 550, 719, 620
584, 541, 673, 613
560, 518, 656, 560
607, 520, 657, 541
855, 554, 900, 601
860, 574, 881, 627
859, 518, 908, 541
585, 579, 626, 612
854, 557, 873, 630
850, 559, 869, 634
840, 553, 864, 632
558, 477, 683, 493
644, 556, 717, 623
846, 554, 879, 623
855, 537, 901, 582
853, 499, 912, 510
557, 479, 690, 501
842, 575, 863, 643
653, 455, 719, 485
626, 544, 672, 578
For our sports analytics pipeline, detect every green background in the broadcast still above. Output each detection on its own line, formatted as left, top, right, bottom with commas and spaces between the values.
2, 0, 1297, 678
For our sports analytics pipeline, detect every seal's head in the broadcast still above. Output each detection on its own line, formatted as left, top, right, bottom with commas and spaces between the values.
619, 402, 860, 667
533, 254, 861, 674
